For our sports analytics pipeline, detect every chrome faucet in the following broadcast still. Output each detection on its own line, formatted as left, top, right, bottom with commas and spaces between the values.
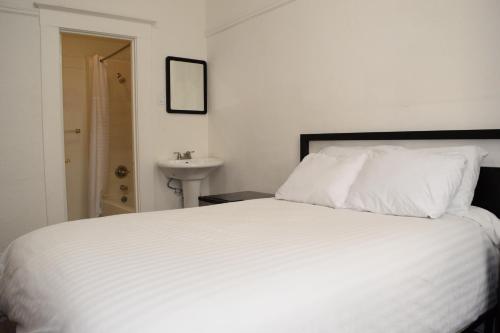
174, 151, 195, 160
182, 151, 194, 159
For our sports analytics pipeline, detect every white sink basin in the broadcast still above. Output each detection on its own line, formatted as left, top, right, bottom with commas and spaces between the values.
157, 157, 223, 208
157, 157, 223, 181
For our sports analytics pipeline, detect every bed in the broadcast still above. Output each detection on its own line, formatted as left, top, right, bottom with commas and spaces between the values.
1, 129, 500, 333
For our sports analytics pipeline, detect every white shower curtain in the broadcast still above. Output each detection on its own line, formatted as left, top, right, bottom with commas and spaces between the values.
88, 55, 109, 218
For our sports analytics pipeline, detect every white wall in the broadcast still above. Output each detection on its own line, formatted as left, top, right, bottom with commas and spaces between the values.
0, 9, 47, 251
0, 0, 208, 250
206, 0, 285, 33
207, 0, 500, 195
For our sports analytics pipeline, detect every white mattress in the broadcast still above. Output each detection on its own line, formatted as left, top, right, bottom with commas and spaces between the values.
0, 199, 498, 333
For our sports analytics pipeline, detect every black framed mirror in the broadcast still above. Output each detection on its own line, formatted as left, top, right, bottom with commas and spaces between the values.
166, 56, 207, 114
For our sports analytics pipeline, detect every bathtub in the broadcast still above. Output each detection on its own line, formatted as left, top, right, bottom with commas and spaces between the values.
101, 198, 135, 216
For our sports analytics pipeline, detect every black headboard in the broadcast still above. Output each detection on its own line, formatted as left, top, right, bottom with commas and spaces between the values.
300, 129, 500, 217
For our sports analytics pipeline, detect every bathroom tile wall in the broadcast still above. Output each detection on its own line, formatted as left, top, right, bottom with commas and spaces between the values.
105, 56, 136, 210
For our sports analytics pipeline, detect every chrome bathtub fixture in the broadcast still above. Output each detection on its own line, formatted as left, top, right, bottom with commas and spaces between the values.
115, 165, 130, 178
116, 73, 126, 84
173, 151, 195, 160
120, 184, 129, 192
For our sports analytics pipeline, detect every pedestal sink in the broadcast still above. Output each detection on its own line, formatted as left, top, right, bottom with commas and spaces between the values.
158, 158, 223, 208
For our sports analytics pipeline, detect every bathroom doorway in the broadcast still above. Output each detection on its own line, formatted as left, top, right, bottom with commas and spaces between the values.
61, 32, 136, 220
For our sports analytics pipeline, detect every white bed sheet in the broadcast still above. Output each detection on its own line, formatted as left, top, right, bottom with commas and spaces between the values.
0, 199, 498, 333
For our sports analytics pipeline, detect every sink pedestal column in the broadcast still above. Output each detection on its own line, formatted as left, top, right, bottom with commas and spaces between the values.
181, 180, 201, 208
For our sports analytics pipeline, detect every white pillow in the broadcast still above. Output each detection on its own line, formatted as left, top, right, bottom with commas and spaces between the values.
322, 144, 488, 216
319, 145, 402, 158
275, 153, 368, 208
345, 149, 467, 218
414, 146, 487, 216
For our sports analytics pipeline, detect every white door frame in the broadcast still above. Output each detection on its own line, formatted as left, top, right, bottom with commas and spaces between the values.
37, 3, 156, 224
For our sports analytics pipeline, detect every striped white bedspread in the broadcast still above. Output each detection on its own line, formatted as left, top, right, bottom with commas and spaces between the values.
0, 199, 498, 333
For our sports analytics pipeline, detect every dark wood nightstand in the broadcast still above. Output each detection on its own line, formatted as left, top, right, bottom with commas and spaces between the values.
199, 191, 274, 206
